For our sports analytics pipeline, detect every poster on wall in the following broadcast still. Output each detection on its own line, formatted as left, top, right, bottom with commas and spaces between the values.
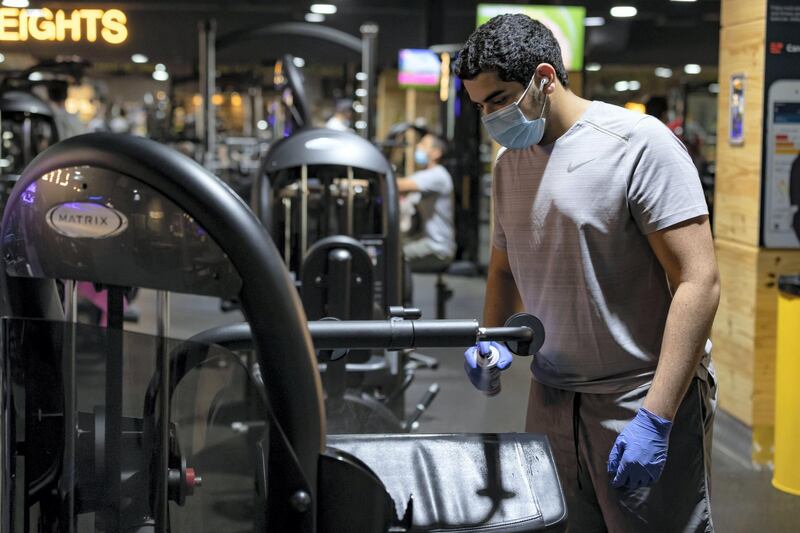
762, 0, 800, 248
730, 74, 745, 145
476, 5, 585, 72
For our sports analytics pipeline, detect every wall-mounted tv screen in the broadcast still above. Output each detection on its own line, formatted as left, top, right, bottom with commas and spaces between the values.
398, 48, 441, 90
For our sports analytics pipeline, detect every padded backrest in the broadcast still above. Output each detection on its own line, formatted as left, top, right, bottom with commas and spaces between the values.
301, 235, 375, 321
0, 133, 325, 500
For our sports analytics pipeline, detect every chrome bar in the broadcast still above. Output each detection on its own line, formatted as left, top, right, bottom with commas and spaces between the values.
155, 291, 170, 532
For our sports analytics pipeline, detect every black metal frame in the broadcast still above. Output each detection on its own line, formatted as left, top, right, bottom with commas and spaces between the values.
0, 133, 324, 530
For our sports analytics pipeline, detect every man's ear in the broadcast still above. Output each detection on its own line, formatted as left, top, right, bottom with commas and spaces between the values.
536, 64, 558, 94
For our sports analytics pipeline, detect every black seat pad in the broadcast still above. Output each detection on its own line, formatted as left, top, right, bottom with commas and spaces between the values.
327, 433, 566, 532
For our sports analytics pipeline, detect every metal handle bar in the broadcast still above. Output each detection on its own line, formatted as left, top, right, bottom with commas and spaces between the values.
187, 312, 544, 356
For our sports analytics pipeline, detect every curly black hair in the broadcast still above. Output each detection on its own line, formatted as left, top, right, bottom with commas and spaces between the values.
454, 14, 569, 89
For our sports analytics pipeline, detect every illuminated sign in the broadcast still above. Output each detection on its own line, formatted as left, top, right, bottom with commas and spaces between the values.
0, 8, 128, 44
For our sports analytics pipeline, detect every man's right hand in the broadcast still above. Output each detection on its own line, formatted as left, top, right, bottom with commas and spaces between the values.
463, 341, 513, 391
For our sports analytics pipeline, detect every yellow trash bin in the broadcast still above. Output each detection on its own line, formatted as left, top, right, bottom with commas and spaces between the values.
774, 275, 800, 496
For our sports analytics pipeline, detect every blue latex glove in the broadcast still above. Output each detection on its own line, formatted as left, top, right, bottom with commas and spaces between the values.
463, 341, 513, 391
607, 408, 673, 490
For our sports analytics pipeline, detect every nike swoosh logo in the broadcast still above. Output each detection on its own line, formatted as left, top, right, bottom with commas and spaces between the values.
567, 158, 595, 173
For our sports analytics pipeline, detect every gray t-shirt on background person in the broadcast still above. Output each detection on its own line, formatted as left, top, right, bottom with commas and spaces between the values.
493, 101, 710, 393
411, 164, 456, 259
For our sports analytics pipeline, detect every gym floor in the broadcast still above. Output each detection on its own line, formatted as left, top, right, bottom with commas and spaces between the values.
131, 273, 800, 532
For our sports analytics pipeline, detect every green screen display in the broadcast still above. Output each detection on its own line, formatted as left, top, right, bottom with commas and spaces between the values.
476, 4, 586, 71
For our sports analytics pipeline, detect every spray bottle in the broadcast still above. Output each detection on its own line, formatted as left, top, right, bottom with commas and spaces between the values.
476, 341, 502, 396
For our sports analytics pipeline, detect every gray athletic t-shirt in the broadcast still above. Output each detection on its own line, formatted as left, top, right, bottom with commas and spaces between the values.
412, 164, 456, 259
493, 101, 709, 393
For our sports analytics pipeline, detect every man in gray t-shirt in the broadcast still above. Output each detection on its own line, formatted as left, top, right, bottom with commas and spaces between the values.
455, 14, 720, 532
398, 134, 456, 271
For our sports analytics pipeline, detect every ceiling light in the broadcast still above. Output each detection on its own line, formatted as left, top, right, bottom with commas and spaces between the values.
355, 88, 367, 97
28, 71, 43, 81
353, 102, 365, 113
614, 80, 630, 92
292, 56, 305, 68
355, 71, 367, 81
586, 63, 602, 72
654, 67, 673, 78
310, 4, 337, 15
154, 63, 166, 72
257, 120, 268, 130
628, 80, 641, 91
584, 17, 606, 27
0, 53, 5, 64
152, 70, 169, 81
708, 83, 720, 93
2, 1, 30, 8
131, 54, 148, 64
684, 63, 702, 74
610, 6, 638, 18
355, 120, 367, 130
304, 12, 325, 23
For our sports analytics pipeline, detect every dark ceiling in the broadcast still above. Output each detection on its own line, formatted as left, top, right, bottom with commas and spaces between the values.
0, 0, 722, 75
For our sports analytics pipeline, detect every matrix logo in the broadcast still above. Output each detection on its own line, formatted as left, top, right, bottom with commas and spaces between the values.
46, 202, 128, 239
770, 41, 785, 54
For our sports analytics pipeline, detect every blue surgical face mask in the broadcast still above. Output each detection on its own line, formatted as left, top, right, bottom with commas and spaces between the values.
414, 148, 429, 166
482, 76, 548, 149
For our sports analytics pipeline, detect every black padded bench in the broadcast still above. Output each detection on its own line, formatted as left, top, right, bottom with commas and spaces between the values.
328, 433, 567, 532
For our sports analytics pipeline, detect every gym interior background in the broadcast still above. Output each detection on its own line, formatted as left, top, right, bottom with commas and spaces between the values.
0, 0, 799, 531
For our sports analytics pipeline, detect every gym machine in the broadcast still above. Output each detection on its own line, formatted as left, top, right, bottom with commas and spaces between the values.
254, 57, 400, 314
256, 127, 401, 309
0, 90, 59, 206
0, 132, 565, 531
255, 126, 440, 431
198, 19, 378, 169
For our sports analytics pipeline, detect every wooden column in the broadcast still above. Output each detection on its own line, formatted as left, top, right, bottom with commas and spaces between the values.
714, 0, 800, 462
405, 88, 417, 176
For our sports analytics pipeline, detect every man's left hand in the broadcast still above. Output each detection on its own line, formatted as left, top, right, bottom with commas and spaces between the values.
607, 408, 673, 489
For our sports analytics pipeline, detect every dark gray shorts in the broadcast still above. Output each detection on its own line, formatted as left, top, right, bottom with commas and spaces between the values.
403, 237, 452, 272
525, 376, 716, 532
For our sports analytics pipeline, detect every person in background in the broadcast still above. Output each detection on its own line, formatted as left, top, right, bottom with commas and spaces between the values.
88, 98, 109, 132
325, 99, 354, 131
46, 81, 85, 139
645, 95, 669, 124
455, 14, 718, 532
109, 105, 132, 134
397, 134, 456, 271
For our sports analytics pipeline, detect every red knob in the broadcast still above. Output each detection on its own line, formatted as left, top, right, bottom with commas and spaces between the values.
185, 467, 202, 489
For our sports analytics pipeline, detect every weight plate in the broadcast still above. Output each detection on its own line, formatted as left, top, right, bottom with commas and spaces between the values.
503, 313, 545, 356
